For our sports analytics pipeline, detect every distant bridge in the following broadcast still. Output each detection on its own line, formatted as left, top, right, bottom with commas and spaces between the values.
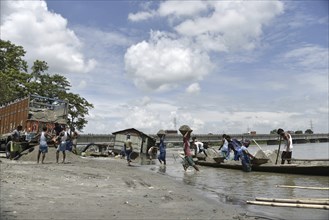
77, 133, 329, 146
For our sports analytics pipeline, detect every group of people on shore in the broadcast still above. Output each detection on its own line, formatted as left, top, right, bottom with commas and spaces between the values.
8, 123, 78, 164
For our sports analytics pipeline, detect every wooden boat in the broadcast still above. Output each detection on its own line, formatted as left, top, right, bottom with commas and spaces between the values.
196, 158, 329, 176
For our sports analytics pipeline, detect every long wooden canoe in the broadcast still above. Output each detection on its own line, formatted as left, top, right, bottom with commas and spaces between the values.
196, 159, 329, 176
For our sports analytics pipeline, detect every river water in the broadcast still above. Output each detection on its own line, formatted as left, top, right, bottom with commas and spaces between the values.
138, 142, 329, 220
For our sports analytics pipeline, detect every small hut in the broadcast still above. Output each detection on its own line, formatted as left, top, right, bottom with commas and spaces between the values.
112, 128, 156, 154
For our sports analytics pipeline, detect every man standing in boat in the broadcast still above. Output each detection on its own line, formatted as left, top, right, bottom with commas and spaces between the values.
277, 128, 294, 164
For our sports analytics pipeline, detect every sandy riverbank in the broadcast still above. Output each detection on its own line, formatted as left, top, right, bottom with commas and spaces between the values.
0, 148, 261, 220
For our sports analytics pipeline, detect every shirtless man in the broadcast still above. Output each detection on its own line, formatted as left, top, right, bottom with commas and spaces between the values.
277, 128, 294, 164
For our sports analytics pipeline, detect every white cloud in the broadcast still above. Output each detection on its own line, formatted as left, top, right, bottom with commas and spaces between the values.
157, 1, 208, 17
76, 80, 87, 90
131, 1, 284, 53
173, 1, 284, 52
124, 31, 212, 92
186, 83, 200, 94
295, 72, 329, 93
0, 0, 95, 74
283, 45, 328, 69
128, 11, 155, 22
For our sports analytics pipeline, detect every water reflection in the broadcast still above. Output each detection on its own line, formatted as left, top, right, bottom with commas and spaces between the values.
182, 171, 198, 186
139, 154, 156, 165
158, 165, 166, 174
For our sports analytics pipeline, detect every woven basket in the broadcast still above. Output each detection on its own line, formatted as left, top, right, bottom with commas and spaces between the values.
157, 129, 166, 138
179, 125, 192, 135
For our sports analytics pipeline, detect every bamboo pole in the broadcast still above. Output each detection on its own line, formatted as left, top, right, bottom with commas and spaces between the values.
252, 139, 263, 151
276, 185, 329, 190
275, 136, 282, 165
291, 198, 329, 201
255, 197, 329, 205
247, 201, 329, 209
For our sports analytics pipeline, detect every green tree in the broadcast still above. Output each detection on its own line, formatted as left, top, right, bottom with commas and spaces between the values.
305, 129, 314, 134
295, 130, 303, 134
270, 129, 278, 134
0, 40, 30, 103
64, 93, 93, 131
0, 40, 93, 131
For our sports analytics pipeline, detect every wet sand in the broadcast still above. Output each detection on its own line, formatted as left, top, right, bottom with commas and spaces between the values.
0, 148, 260, 220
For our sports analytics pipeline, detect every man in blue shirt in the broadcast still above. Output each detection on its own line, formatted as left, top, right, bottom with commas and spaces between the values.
158, 134, 166, 165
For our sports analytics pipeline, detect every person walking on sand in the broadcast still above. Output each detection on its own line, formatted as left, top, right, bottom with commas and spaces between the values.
182, 130, 199, 171
124, 134, 133, 166
158, 134, 166, 165
71, 127, 79, 154
9, 125, 23, 159
35, 126, 52, 164
277, 128, 293, 164
56, 125, 68, 163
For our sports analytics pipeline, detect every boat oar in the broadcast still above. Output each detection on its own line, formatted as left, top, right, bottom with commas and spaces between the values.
275, 136, 282, 165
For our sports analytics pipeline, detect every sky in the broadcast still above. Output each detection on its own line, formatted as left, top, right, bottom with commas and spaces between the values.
1, 0, 328, 134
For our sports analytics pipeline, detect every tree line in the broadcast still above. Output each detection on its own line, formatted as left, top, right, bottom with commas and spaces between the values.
270, 129, 314, 135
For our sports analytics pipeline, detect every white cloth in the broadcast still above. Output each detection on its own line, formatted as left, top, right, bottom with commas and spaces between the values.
40, 132, 47, 146
195, 141, 204, 150
221, 139, 228, 151
61, 131, 68, 142
283, 133, 293, 152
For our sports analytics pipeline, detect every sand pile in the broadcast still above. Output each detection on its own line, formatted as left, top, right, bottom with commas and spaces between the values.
17, 145, 84, 163
254, 149, 269, 159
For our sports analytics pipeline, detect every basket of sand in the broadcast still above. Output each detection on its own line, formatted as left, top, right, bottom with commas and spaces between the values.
157, 130, 166, 138
179, 125, 192, 136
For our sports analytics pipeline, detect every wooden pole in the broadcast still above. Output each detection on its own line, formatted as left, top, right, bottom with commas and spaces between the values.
252, 139, 263, 151
276, 185, 329, 190
247, 200, 329, 209
255, 197, 329, 205
275, 136, 282, 165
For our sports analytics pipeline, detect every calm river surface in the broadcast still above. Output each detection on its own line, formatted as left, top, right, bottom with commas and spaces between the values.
138, 142, 329, 220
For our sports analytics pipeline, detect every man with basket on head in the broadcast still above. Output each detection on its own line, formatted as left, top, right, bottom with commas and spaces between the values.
157, 130, 166, 165
180, 125, 199, 171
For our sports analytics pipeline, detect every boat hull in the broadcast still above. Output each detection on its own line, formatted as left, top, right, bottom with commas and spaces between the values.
196, 160, 329, 176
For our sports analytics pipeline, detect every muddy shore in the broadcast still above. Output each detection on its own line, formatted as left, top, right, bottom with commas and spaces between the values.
0, 148, 263, 220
